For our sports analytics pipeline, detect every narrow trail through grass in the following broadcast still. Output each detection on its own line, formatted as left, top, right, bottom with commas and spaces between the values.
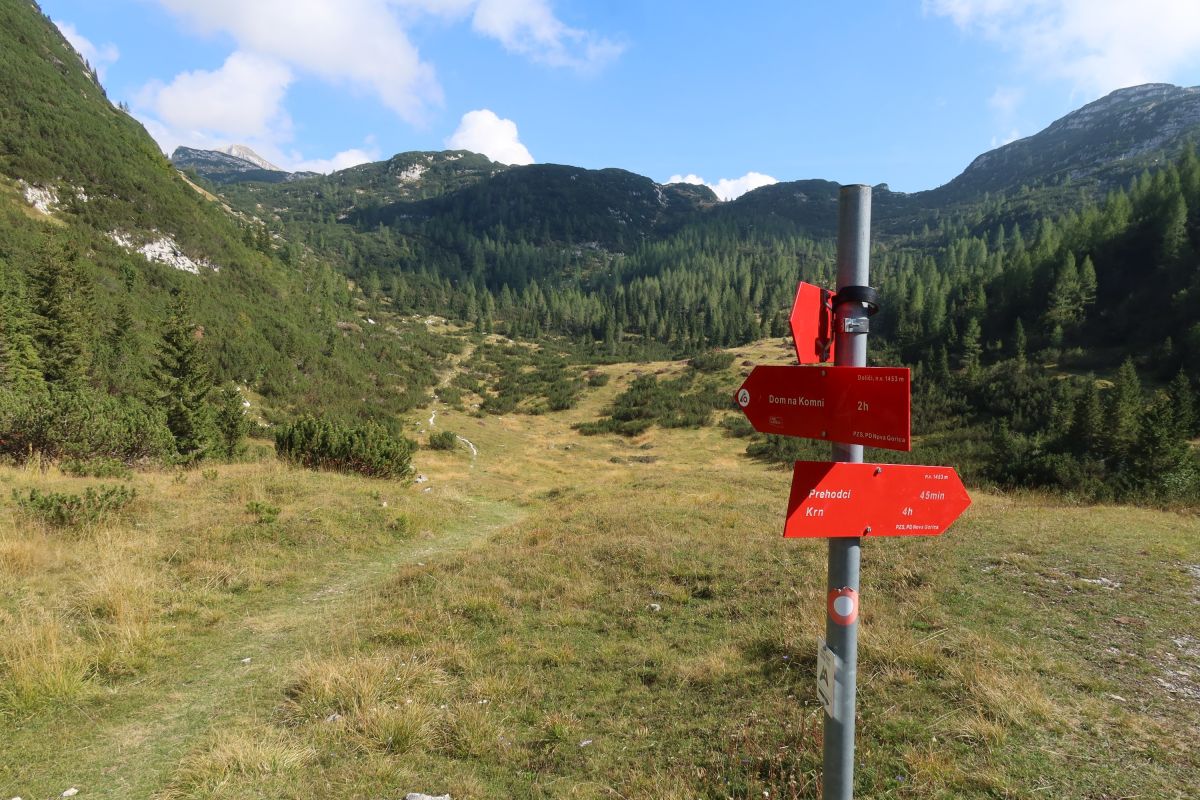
4, 494, 521, 799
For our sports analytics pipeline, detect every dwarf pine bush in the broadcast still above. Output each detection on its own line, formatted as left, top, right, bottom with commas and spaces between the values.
13, 484, 137, 528
274, 416, 415, 480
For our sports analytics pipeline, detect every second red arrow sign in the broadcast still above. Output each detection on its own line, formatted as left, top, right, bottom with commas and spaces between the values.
735, 365, 911, 450
784, 461, 971, 538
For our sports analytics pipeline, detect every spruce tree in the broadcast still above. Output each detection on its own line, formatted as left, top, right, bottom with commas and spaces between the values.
1130, 390, 1194, 494
153, 293, 214, 462
29, 239, 90, 388
1105, 358, 1142, 466
1168, 370, 1197, 437
213, 384, 250, 459
1069, 377, 1104, 457
0, 258, 45, 393
1013, 318, 1027, 364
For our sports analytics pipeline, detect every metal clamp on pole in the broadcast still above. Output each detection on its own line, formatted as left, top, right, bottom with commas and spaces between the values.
832, 285, 880, 316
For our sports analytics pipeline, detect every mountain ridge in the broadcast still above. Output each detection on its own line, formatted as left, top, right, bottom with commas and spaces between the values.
177, 82, 1200, 245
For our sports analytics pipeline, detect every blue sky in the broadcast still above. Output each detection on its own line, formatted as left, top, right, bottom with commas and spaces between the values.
42, 0, 1200, 196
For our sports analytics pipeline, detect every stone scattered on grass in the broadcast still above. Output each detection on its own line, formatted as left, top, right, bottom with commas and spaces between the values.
62, 790, 79, 798
405, 793, 450, 800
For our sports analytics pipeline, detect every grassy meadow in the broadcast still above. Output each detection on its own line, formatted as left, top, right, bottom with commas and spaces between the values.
2, 342, 1198, 799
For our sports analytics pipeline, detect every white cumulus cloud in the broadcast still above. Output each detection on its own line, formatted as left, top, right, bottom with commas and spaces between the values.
667, 172, 778, 201
136, 0, 619, 174
154, 0, 441, 124
925, 0, 1200, 95
53, 20, 119, 79
137, 51, 294, 150
446, 109, 534, 165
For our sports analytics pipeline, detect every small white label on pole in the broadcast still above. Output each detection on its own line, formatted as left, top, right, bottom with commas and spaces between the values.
817, 637, 841, 720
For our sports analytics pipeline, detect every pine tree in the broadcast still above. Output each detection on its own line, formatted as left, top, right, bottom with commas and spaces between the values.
1168, 370, 1197, 437
0, 258, 45, 392
1013, 318, 1027, 364
960, 317, 982, 375
1105, 358, 1142, 465
1161, 193, 1189, 267
1045, 251, 1080, 330
213, 384, 250, 459
1070, 377, 1104, 456
1078, 255, 1098, 312
102, 300, 139, 395
1130, 390, 1194, 494
29, 239, 90, 387
153, 293, 214, 462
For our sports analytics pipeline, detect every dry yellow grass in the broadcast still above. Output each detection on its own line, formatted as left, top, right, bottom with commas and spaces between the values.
2, 356, 1198, 799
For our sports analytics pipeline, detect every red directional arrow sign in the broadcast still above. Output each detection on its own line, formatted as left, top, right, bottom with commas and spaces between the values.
784, 461, 971, 538
790, 281, 836, 364
735, 365, 911, 451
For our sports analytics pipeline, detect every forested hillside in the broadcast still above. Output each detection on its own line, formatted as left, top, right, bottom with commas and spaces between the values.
0, 0, 459, 466
198, 101, 1200, 501
1, 0, 1196, 501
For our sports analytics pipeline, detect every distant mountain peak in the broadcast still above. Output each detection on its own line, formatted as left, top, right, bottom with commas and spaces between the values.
218, 144, 282, 172
170, 146, 294, 185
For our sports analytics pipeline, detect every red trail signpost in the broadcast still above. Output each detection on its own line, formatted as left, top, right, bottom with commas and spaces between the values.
735, 365, 911, 451
784, 461, 971, 538
736, 185, 970, 800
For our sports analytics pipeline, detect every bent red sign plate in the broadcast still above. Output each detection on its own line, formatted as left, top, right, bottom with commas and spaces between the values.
784, 461, 971, 538
735, 365, 911, 451
789, 281, 836, 364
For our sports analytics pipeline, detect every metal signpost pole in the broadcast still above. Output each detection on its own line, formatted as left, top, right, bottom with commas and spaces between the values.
823, 184, 871, 800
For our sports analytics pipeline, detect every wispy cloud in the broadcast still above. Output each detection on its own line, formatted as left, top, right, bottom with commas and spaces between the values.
989, 129, 1022, 148
395, 0, 624, 71
988, 85, 1024, 116
53, 20, 119, 80
925, 0, 1200, 96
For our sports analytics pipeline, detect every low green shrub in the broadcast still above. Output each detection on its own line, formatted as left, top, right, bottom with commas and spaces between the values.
689, 350, 736, 373
576, 374, 730, 436
0, 388, 173, 465
13, 485, 137, 528
246, 500, 280, 524
59, 457, 132, 479
427, 430, 459, 450
274, 416, 415, 480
